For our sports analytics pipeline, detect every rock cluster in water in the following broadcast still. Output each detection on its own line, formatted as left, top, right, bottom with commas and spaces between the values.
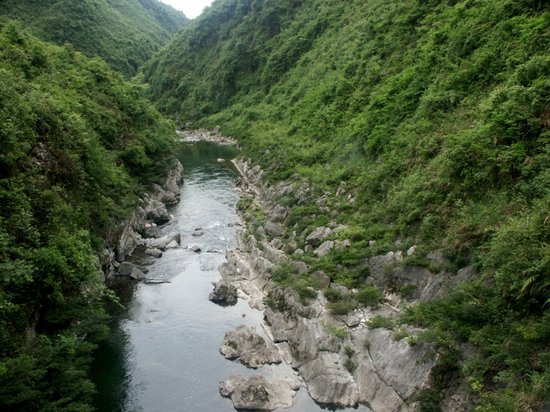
219, 375, 300, 411
219, 325, 281, 368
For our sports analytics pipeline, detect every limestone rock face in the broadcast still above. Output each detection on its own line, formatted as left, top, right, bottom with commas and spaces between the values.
219, 375, 299, 410
209, 280, 238, 306
219, 325, 281, 368
352, 327, 438, 411
299, 352, 360, 407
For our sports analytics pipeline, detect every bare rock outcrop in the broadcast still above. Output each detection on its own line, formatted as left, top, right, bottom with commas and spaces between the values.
209, 280, 238, 306
219, 375, 299, 410
219, 325, 281, 368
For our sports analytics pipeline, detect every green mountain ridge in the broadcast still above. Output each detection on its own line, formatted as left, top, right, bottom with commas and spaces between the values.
0, 20, 176, 410
0, 0, 188, 76
144, 0, 550, 409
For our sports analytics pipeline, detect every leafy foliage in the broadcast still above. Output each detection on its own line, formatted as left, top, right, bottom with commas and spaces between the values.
0, 21, 176, 410
0, 0, 188, 76
146, 0, 550, 408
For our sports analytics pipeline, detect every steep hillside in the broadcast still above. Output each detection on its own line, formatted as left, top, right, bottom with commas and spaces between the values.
145, 0, 550, 409
0, 20, 176, 410
0, 0, 188, 76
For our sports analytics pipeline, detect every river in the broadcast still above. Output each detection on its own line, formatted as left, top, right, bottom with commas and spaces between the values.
92, 141, 365, 412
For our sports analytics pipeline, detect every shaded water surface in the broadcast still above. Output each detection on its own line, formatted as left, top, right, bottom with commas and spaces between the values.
92, 142, 366, 412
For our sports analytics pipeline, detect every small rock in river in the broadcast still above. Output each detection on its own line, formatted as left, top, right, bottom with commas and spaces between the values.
209, 280, 238, 306
190, 245, 201, 253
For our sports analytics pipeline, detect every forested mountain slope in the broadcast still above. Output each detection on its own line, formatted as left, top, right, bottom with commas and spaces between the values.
145, 0, 550, 409
0, 20, 176, 410
0, 0, 188, 76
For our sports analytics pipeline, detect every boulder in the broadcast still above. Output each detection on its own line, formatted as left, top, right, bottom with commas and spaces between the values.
306, 226, 333, 246
190, 245, 201, 253
219, 325, 281, 368
219, 375, 299, 411
209, 280, 238, 306
165, 240, 179, 249
145, 232, 181, 250
163, 160, 184, 196
144, 198, 170, 224
118, 262, 149, 276
128, 267, 145, 280
145, 248, 163, 258
311, 270, 331, 289
314, 240, 334, 257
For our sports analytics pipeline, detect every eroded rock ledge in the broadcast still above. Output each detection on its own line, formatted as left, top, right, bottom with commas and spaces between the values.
216, 156, 475, 411
219, 374, 300, 411
220, 325, 282, 368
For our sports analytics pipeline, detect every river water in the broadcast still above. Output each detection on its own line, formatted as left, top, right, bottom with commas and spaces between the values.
92, 142, 365, 412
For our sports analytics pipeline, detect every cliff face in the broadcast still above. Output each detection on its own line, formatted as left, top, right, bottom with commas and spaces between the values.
145, 1, 550, 408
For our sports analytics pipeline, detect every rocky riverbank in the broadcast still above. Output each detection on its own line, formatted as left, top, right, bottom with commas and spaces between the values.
99, 160, 184, 279
177, 127, 238, 146
214, 155, 475, 411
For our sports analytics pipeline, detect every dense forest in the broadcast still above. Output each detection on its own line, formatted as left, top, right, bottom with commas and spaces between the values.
145, 0, 550, 409
0, 0, 188, 76
0, 18, 177, 410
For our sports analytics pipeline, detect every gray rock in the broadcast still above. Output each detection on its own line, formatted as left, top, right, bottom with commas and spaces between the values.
306, 226, 333, 246
151, 183, 178, 205
145, 232, 181, 250
271, 238, 284, 250
219, 374, 298, 411
269, 205, 288, 222
128, 267, 145, 280
264, 221, 284, 238
293, 248, 304, 256
144, 198, 170, 224
314, 240, 334, 257
427, 250, 447, 267
162, 160, 184, 197
192, 229, 204, 237
209, 280, 238, 306
190, 245, 201, 253
145, 248, 163, 258
219, 325, 281, 368
311, 270, 331, 289
356, 328, 438, 401
292, 261, 308, 274
165, 240, 179, 249
299, 352, 359, 407
118, 261, 149, 276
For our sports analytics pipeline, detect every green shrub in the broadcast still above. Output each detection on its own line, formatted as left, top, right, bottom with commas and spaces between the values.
367, 315, 394, 330
328, 300, 356, 316
355, 284, 384, 308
